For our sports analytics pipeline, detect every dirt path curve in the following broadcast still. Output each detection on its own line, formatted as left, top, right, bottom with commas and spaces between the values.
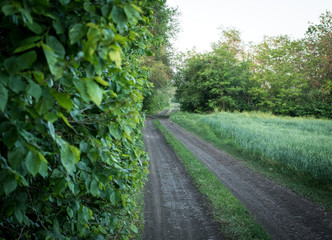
143, 119, 224, 240
160, 119, 332, 240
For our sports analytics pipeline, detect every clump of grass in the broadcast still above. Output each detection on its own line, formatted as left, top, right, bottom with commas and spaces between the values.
153, 120, 271, 240
170, 111, 332, 210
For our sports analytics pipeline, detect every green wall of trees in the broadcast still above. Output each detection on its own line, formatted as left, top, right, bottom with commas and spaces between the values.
175, 11, 332, 118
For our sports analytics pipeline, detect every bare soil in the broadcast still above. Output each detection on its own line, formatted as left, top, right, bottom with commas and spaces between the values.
159, 118, 332, 240
143, 119, 224, 240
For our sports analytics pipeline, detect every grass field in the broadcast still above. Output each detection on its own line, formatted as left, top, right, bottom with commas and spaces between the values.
170, 111, 332, 210
153, 120, 271, 240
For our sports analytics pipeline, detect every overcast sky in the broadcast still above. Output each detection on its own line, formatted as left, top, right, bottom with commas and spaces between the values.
166, 0, 332, 52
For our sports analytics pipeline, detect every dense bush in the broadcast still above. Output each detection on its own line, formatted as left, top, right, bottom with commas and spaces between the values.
0, 0, 161, 239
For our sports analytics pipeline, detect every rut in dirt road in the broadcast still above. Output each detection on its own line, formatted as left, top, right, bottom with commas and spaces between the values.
143, 119, 224, 240
160, 119, 332, 240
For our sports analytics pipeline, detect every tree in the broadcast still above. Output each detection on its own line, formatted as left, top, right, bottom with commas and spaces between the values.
174, 28, 253, 112
249, 35, 308, 115
302, 10, 332, 117
142, 3, 180, 113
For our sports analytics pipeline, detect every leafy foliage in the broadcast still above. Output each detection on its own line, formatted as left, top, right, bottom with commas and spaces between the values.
142, 3, 179, 113
174, 29, 252, 112
175, 13, 332, 118
0, 0, 162, 239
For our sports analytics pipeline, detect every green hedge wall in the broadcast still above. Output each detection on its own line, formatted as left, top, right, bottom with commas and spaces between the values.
0, 0, 161, 239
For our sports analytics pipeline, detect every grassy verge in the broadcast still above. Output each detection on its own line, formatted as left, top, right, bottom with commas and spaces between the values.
135, 189, 145, 240
170, 111, 332, 211
153, 119, 271, 240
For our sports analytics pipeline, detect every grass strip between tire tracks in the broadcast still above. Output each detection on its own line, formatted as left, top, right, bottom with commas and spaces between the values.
153, 119, 271, 240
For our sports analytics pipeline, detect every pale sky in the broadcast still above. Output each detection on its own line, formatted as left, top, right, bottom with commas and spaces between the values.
166, 0, 332, 52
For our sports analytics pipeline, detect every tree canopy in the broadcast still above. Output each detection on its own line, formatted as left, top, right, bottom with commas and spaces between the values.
175, 11, 332, 118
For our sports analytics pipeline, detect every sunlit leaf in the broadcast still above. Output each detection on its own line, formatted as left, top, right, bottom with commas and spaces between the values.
109, 45, 122, 68
69, 23, 87, 45
85, 78, 103, 106
51, 91, 73, 111
61, 143, 80, 172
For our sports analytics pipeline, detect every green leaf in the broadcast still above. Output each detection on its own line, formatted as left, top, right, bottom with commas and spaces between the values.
111, 6, 127, 31
53, 21, 65, 34
47, 36, 65, 59
69, 23, 87, 45
51, 91, 73, 111
44, 112, 58, 123
20, 8, 33, 23
58, 112, 73, 128
67, 207, 74, 219
68, 180, 76, 194
90, 180, 99, 197
73, 78, 90, 103
35, 88, 54, 115
37, 152, 48, 178
109, 45, 122, 68
8, 146, 25, 169
0, 84, 8, 112
98, 225, 108, 234
27, 79, 42, 102
14, 209, 23, 223
124, 4, 141, 25
2, 5, 19, 16
60, 143, 80, 172
33, 71, 44, 83
54, 178, 67, 194
83, 2, 95, 13
130, 224, 138, 234
14, 43, 37, 53
0, 72, 9, 86
85, 78, 103, 106
108, 123, 121, 139
3, 127, 18, 148
39, 160, 48, 178
25, 151, 42, 177
94, 76, 109, 86
43, 36, 65, 79
4, 175, 18, 196
110, 191, 116, 205
101, 5, 110, 17
26, 21, 43, 34
79, 141, 89, 153
82, 206, 90, 222
4, 51, 37, 73
8, 75, 26, 93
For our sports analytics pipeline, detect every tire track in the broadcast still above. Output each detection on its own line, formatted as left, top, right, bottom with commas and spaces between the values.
143, 119, 224, 240
160, 119, 332, 240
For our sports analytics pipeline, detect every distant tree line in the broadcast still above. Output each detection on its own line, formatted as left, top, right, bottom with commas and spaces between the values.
174, 11, 332, 118
142, 3, 179, 113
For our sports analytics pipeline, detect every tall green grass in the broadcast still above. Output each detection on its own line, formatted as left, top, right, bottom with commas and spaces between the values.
170, 111, 332, 210
171, 111, 332, 183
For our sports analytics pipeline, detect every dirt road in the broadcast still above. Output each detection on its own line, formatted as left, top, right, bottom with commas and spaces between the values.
160, 118, 332, 240
143, 119, 224, 240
